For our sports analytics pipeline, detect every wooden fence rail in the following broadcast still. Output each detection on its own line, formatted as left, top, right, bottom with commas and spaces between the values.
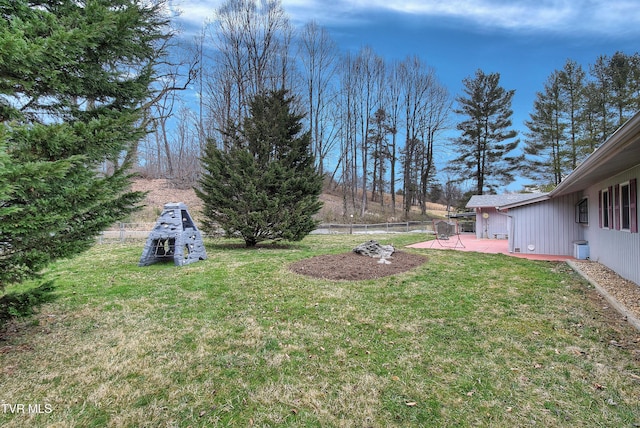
97, 221, 436, 244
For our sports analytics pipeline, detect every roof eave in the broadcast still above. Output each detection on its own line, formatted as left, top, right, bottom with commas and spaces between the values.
498, 194, 551, 210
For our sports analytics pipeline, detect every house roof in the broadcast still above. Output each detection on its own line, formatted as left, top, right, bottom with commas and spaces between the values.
466, 193, 546, 209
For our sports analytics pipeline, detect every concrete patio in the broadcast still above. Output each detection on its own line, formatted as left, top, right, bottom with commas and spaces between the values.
407, 233, 575, 261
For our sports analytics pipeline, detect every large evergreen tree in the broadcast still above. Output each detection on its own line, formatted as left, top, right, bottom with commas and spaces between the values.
607, 51, 640, 128
523, 53, 640, 190
449, 69, 520, 195
558, 59, 587, 170
523, 71, 566, 188
0, 0, 171, 290
197, 89, 323, 247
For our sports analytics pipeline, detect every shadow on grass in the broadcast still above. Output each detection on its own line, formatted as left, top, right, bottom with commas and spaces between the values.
0, 281, 58, 330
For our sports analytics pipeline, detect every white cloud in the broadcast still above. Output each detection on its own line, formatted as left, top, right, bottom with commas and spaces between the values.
169, 0, 366, 29
329, 0, 640, 35
168, 0, 218, 28
169, 0, 640, 37
384, 0, 574, 30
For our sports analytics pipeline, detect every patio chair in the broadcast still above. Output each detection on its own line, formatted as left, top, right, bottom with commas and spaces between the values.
430, 219, 465, 248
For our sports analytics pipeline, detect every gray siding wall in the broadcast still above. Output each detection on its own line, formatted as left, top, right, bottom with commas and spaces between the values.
509, 193, 585, 256
474, 207, 509, 239
583, 165, 640, 285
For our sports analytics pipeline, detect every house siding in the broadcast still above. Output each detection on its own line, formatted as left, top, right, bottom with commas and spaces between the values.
509, 193, 585, 256
474, 207, 509, 239
584, 165, 640, 285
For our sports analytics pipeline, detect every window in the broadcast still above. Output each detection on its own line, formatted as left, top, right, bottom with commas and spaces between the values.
621, 179, 637, 233
621, 183, 631, 230
575, 198, 588, 224
599, 179, 637, 233
600, 188, 611, 228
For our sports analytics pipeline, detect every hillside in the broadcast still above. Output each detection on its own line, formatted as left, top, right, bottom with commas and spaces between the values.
128, 178, 448, 225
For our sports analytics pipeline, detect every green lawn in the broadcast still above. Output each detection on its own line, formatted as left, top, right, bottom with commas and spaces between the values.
1, 234, 639, 427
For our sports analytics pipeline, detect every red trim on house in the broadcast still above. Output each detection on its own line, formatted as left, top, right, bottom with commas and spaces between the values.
608, 186, 614, 229
598, 190, 602, 228
614, 183, 621, 230
631, 178, 637, 233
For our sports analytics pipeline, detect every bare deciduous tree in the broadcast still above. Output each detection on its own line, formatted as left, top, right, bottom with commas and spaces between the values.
205, 0, 293, 143
400, 57, 433, 217
353, 47, 385, 217
298, 21, 339, 175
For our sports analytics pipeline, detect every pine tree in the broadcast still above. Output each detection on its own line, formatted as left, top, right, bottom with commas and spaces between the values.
607, 51, 639, 128
523, 53, 640, 191
449, 69, 520, 195
0, 0, 171, 290
197, 90, 323, 247
523, 71, 567, 187
588, 55, 616, 145
558, 59, 587, 169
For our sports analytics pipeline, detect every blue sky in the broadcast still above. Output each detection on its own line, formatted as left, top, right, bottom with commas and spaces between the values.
170, 0, 640, 191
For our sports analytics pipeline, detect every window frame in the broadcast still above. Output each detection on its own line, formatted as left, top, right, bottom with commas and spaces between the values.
598, 179, 637, 233
620, 182, 631, 231
575, 198, 588, 224
600, 188, 611, 229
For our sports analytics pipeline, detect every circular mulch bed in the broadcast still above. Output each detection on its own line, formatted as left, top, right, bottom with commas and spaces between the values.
289, 251, 427, 281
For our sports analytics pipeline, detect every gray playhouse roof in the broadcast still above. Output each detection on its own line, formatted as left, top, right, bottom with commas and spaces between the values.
466, 193, 547, 209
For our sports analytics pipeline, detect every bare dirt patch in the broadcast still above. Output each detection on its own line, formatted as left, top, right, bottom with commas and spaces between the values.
130, 178, 204, 223
289, 251, 427, 281
129, 178, 449, 224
